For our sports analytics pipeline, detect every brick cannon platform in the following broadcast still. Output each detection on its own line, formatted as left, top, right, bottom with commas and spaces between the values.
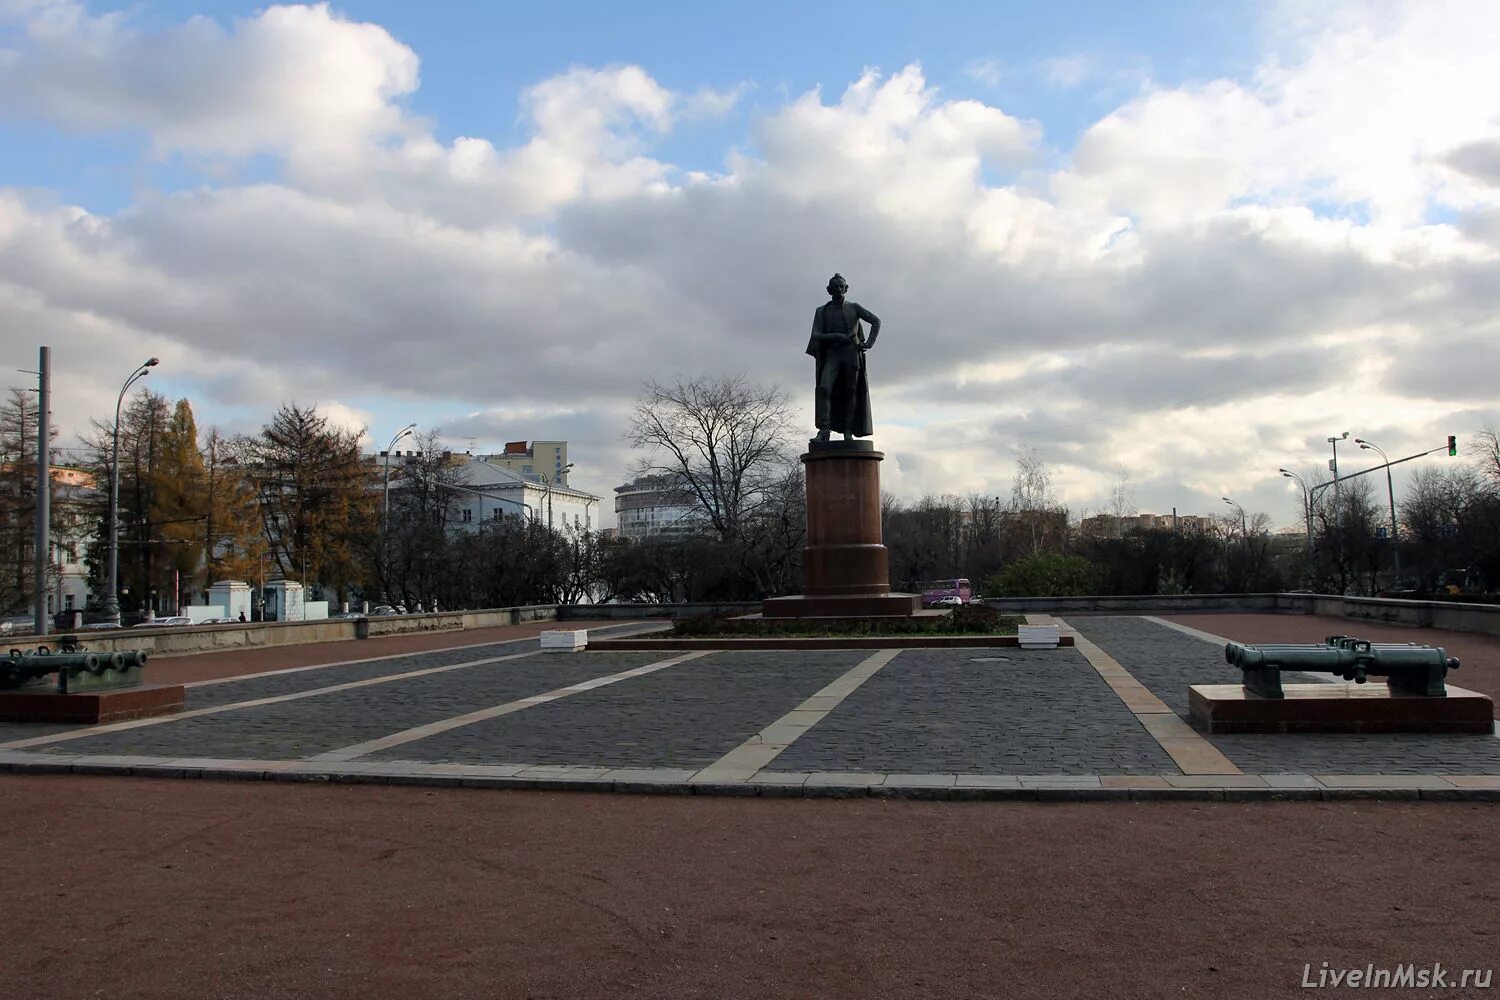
1188, 683, 1495, 734
0, 683, 186, 724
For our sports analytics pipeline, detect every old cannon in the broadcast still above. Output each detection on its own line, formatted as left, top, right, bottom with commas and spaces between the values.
0, 646, 149, 694
1224, 635, 1459, 699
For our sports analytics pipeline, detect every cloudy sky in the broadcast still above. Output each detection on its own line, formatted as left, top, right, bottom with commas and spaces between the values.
2, 0, 1497, 529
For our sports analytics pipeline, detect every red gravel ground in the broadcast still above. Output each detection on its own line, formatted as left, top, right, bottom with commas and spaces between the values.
1164, 613, 1500, 715
142, 620, 624, 685
2, 776, 1496, 1000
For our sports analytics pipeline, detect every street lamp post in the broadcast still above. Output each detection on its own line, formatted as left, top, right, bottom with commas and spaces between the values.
381, 424, 417, 531
380, 423, 416, 595
1355, 438, 1402, 584
1279, 468, 1314, 564
101, 358, 159, 625
539, 463, 575, 531
1221, 497, 1246, 538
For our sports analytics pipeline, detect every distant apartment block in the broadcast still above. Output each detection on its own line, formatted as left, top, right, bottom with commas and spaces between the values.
1079, 512, 1213, 537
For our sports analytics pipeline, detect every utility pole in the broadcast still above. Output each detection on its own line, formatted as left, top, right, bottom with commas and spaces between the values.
32, 346, 50, 636
1327, 431, 1348, 529
1354, 438, 1402, 585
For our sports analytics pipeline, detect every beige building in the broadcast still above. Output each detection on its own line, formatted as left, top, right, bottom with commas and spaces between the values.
483, 441, 569, 487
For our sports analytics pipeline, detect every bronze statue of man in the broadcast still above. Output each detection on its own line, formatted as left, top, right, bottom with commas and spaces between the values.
805, 273, 880, 442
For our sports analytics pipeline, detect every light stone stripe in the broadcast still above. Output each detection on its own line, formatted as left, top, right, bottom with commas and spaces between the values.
1056, 616, 1241, 776
0, 650, 542, 751
183, 622, 650, 688
1142, 615, 1233, 646
700, 648, 902, 783
305, 650, 714, 762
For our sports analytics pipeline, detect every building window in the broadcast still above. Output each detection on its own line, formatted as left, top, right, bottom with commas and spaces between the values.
461, 509, 473, 522
65, 594, 75, 609
492, 508, 503, 519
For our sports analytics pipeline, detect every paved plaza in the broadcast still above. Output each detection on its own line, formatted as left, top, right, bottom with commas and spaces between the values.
3, 615, 1498, 796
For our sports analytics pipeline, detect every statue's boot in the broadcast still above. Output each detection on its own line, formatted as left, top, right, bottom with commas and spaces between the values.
814, 387, 833, 442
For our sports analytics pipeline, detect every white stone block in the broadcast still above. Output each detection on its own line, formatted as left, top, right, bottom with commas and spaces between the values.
539, 629, 588, 652
1017, 624, 1060, 649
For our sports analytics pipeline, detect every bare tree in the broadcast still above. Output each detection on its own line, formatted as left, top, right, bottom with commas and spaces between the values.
1468, 424, 1500, 490
1008, 447, 1065, 557
627, 376, 793, 542
1107, 466, 1136, 522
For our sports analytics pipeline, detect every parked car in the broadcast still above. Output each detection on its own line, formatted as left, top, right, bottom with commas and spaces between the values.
79, 622, 124, 631
368, 606, 400, 617
1, 616, 37, 635
930, 596, 965, 608
198, 617, 240, 625
135, 616, 192, 628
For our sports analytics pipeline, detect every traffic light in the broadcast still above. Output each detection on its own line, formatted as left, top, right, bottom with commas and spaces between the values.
1448, 434, 1458, 456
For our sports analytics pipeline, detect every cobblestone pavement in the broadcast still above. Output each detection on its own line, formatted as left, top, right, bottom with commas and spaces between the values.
186, 636, 557, 709
3, 619, 1497, 782
48, 652, 665, 760
375, 650, 864, 769
769, 648, 1177, 775
1069, 616, 1500, 775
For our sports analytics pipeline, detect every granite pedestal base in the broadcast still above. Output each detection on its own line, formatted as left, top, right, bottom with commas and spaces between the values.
1188, 683, 1495, 734
762, 439, 926, 620
760, 593, 922, 619
0, 683, 186, 724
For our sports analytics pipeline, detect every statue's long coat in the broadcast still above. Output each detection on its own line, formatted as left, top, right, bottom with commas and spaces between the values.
805, 300, 876, 437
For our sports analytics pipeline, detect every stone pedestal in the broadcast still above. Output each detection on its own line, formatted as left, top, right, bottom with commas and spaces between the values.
762, 440, 921, 619
1188, 683, 1495, 734
0, 684, 186, 724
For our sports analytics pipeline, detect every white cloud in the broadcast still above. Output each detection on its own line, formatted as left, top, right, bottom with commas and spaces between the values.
1041, 55, 1093, 89
966, 58, 1004, 88
682, 81, 753, 119
1, 2, 1499, 527
0, 2, 419, 163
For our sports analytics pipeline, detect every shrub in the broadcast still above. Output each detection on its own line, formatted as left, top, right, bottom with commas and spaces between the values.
982, 553, 1097, 597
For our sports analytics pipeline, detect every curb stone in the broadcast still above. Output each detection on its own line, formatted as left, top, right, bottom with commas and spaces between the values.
1225, 787, 1322, 802
5, 759, 1500, 800
1129, 787, 1224, 802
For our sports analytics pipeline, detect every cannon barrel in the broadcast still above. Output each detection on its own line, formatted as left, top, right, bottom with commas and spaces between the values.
1225, 637, 1459, 698
0, 651, 102, 688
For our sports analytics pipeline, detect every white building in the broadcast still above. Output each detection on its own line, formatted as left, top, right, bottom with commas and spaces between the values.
447, 458, 601, 534
50, 468, 96, 616
614, 474, 708, 541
